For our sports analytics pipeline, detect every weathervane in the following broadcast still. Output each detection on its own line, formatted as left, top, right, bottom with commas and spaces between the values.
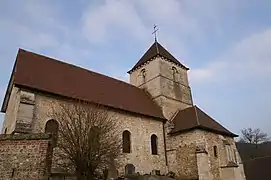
152, 24, 159, 42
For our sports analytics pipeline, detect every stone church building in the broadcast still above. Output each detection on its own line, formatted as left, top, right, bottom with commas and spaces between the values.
1, 41, 246, 179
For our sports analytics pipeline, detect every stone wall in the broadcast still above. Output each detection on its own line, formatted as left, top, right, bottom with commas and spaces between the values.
1, 86, 20, 134
176, 144, 198, 179
0, 133, 52, 180
197, 149, 212, 180
31, 92, 167, 176
2, 87, 36, 134
166, 129, 246, 180
202, 131, 246, 180
130, 57, 160, 88
166, 129, 204, 178
129, 57, 192, 120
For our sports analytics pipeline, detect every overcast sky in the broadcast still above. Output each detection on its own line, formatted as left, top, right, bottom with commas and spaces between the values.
0, 0, 271, 136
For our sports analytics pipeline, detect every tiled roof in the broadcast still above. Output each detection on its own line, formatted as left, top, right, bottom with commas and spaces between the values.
170, 106, 237, 137
1, 49, 165, 120
128, 41, 188, 73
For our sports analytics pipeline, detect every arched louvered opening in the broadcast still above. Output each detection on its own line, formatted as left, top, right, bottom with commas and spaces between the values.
141, 68, 146, 84
172, 66, 178, 81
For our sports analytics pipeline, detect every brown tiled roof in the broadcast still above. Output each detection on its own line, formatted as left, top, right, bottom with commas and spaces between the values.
243, 156, 271, 180
128, 41, 189, 73
1, 49, 165, 120
170, 106, 237, 137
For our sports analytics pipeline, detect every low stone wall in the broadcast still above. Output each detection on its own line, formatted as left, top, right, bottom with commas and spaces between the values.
123, 174, 175, 180
0, 133, 53, 180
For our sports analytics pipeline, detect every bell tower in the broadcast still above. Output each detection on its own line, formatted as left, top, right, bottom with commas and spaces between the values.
128, 41, 193, 119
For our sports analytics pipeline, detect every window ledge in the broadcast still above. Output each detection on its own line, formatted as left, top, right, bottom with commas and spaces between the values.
221, 161, 239, 168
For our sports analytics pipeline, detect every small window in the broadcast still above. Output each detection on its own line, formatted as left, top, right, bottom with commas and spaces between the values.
214, 146, 218, 157
151, 134, 158, 155
123, 130, 131, 153
141, 69, 146, 77
172, 67, 178, 81
125, 164, 135, 175
140, 68, 146, 84
172, 66, 178, 73
4, 128, 7, 134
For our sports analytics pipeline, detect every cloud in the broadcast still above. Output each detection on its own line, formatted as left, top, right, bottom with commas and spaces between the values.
1, 20, 59, 50
136, 0, 199, 36
80, 0, 244, 64
0, 1, 64, 51
190, 28, 271, 85
82, 0, 148, 44
189, 27, 271, 135
81, 0, 221, 44
102, 64, 130, 82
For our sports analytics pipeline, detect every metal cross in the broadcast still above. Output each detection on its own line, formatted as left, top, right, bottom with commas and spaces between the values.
152, 24, 159, 42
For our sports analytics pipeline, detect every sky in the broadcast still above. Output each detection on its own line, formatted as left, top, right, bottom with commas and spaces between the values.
0, 0, 271, 136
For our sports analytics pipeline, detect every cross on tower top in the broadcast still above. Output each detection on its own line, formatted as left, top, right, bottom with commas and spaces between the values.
152, 24, 159, 42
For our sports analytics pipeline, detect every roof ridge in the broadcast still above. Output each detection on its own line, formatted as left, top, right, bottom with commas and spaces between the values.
169, 110, 180, 121
19, 48, 140, 90
155, 41, 160, 54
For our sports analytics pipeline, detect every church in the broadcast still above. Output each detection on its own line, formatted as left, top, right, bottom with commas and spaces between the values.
1, 40, 246, 179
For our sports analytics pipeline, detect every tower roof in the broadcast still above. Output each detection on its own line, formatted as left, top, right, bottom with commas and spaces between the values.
128, 42, 189, 73
170, 105, 237, 137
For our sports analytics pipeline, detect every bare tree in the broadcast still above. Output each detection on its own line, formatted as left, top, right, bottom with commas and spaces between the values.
48, 100, 121, 180
240, 128, 269, 145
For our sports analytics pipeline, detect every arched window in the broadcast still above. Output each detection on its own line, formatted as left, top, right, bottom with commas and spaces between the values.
122, 130, 131, 153
4, 128, 7, 134
151, 134, 158, 155
140, 68, 146, 84
214, 146, 218, 158
172, 66, 177, 72
141, 68, 146, 77
125, 164, 135, 175
45, 119, 59, 134
45, 119, 59, 147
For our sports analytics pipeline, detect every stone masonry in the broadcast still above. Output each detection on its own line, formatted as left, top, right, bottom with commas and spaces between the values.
130, 57, 192, 120
1, 43, 247, 179
34, 92, 167, 176
0, 133, 53, 180
166, 129, 246, 180
1, 87, 167, 176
